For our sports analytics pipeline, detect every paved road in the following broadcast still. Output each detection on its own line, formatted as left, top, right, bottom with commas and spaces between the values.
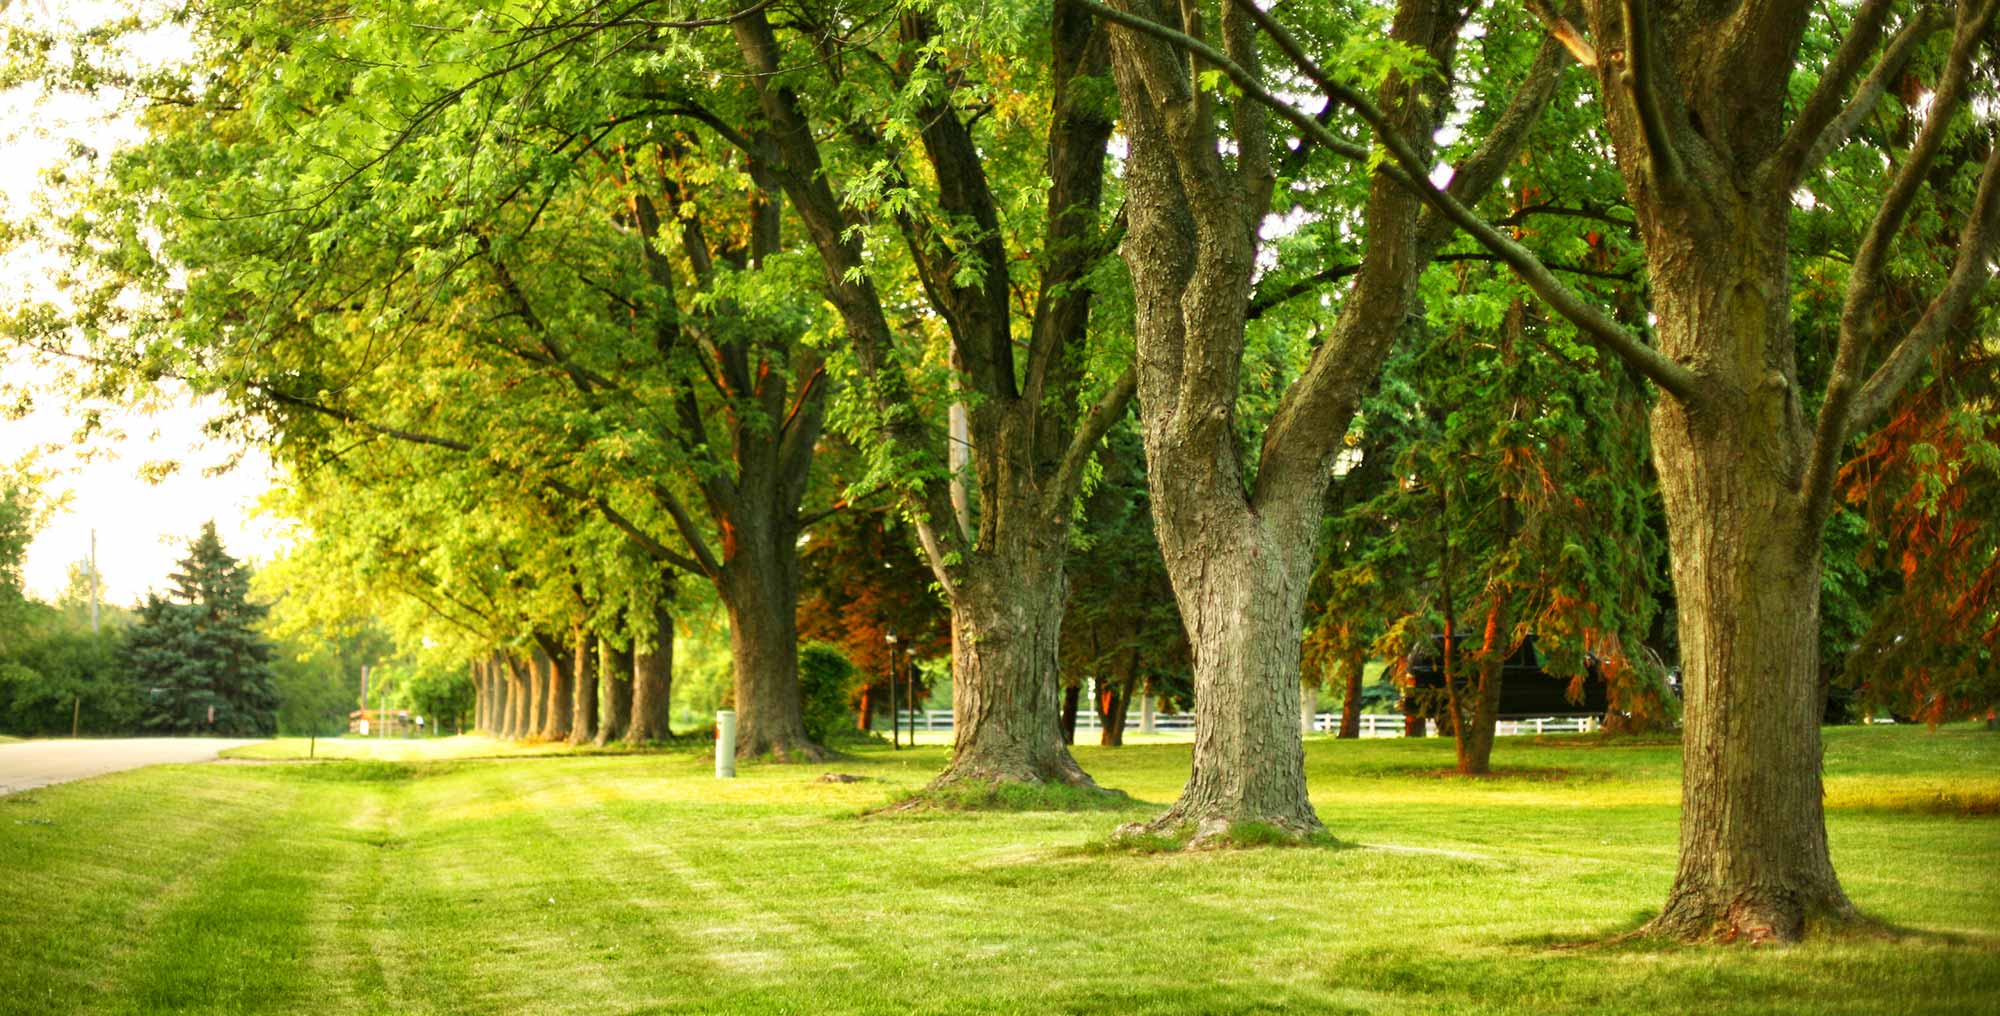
0, 738, 265, 795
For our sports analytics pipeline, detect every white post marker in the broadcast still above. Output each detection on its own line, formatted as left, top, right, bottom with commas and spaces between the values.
715, 709, 737, 778
1140, 690, 1155, 735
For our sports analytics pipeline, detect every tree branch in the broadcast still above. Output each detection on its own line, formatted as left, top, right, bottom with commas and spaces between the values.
1043, 366, 1138, 517
1523, 0, 1596, 67
1804, 0, 2000, 519
1086, 0, 1700, 401
1796, 9, 1939, 182
1616, 0, 1682, 187
1768, 0, 1898, 186
646, 480, 726, 579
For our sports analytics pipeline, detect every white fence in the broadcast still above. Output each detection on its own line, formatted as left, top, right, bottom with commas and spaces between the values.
891, 710, 1599, 738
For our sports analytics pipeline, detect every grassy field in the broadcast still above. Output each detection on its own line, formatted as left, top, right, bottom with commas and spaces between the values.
1, 726, 1995, 1015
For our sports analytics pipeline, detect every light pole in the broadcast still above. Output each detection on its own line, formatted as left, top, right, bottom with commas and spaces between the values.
885, 630, 899, 750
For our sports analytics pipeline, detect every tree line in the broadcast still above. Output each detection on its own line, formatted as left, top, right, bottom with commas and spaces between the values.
5, 0, 1997, 943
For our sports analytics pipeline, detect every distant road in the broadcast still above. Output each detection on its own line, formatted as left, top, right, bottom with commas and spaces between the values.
0, 737, 264, 795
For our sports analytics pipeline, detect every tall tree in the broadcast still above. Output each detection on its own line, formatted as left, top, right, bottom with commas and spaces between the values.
711, 1, 1135, 788
1097, 0, 1565, 840
124, 522, 279, 735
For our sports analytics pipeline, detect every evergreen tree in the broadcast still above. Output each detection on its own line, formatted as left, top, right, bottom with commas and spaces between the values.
123, 523, 278, 735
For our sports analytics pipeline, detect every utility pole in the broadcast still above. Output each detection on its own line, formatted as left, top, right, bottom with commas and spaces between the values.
885, 631, 899, 750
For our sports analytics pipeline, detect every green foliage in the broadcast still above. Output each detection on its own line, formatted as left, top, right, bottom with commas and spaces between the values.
798, 642, 857, 744
122, 522, 278, 735
0, 609, 137, 735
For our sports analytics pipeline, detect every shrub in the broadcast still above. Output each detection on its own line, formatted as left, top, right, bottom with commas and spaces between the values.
798, 642, 856, 743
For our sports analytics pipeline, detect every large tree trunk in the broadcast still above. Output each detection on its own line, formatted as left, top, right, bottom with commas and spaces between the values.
1643, 390, 1850, 940
597, 642, 632, 746
1144, 507, 1325, 840
627, 608, 674, 744
538, 642, 573, 742
1338, 646, 1364, 739
717, 535, 818, 760
1453, 606, 1507, 776
930, 533, 1091, 787
568, 630, 598, 746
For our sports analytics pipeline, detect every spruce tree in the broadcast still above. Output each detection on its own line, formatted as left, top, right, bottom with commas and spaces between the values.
124, 522, 278, 735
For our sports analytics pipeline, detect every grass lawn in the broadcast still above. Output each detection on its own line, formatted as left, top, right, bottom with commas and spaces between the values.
1, 726, 1995, 1015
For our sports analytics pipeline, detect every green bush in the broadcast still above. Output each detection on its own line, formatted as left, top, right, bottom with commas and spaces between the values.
798, 642, 856, 743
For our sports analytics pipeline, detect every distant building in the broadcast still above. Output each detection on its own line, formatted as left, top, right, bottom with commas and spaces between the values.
348, 708, 415, 736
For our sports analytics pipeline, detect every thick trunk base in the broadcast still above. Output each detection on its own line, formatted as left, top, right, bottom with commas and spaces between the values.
1137, 513, 1325, 847
1643, 390, 1853, 944
1643, 883, 1856, 944
721, 562, 824, 762
925, 559, 1094, 792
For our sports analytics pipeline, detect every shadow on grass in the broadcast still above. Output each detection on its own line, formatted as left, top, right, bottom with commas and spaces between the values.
1829, 788, 2000, 817
868, 781, 1149, 817
1075, 821, 1354, 856
1508, 908, 2000, 953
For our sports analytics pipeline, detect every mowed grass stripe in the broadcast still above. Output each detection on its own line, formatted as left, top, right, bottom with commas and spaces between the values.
103, 770, 369, 1016
0, 766, 333, 1013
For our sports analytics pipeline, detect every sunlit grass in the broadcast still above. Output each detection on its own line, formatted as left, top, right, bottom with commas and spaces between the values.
2, 724, 1995, 1014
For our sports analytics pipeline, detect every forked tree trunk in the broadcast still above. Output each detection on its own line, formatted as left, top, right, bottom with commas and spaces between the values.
539, 643, 573, 742
930, 536, 1090, 787
1338, 646, 1364, 739
1644, 396, 1850, 940
597, 643, 632, 746
568, 631, 598, 746
627, 609, 674, 744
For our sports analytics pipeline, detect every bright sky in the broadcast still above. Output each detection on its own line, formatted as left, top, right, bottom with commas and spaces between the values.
1, 0, 287, 604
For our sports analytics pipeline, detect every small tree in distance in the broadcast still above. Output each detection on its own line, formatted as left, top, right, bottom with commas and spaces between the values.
124, 522, 278, 736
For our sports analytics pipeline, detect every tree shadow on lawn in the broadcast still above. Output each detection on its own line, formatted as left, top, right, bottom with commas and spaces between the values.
1509, 909, 2000, 952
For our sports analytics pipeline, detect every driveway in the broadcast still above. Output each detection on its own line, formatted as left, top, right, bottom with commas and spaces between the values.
0, 737, 265, 795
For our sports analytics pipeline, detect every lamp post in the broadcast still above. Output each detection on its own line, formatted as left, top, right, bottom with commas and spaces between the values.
885, 631, 899, 750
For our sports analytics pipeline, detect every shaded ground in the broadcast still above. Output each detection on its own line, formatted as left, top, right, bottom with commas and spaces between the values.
0, 725, 1995, 1015
0, 737, 263, 796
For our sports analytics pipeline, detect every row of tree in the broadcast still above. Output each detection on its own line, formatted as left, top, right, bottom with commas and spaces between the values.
8, 0, 1998, 944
